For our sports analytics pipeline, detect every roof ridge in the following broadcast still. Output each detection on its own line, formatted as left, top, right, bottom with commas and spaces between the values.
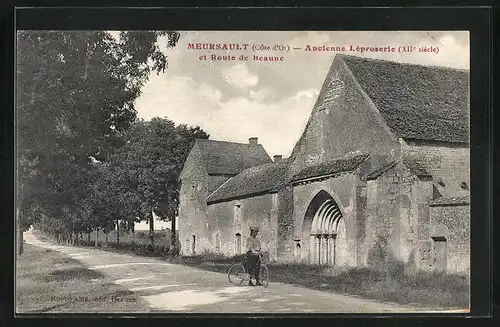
244, 160, 289, 169
338, 53, 469, 73
195, 138, 258, 146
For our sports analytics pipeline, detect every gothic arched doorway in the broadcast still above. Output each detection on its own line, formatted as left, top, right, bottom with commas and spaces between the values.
301, 190, 347, 265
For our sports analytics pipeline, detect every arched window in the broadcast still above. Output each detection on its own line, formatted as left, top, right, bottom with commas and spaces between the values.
302, 190, 345, 266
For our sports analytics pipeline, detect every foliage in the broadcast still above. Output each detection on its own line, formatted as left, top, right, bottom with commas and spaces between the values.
102, 118, 208, 246
17, 31, 181, 239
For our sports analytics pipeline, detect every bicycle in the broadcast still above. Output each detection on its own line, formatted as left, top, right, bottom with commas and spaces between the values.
227, 253, 269, 288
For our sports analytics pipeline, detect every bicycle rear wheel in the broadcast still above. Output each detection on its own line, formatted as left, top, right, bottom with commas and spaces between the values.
228, 264, 246, 286
259, 264, 269, 288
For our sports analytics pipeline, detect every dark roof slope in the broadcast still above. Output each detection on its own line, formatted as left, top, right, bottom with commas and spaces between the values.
340, 55, 469, 144
195, 139, 272, 175
291, 153, 369, 183
207, 162, 290, 204
364, 160, 399, 181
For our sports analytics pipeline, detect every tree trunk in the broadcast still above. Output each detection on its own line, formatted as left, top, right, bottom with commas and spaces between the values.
170, 216, 176, 252
116, 219, 120, 245
105, 232, 108, 244
131, 222, 135, 245
16, 207, 23, 256
87, 231, 91, 243
149, 211, 155, 248
95, 228, 99, 247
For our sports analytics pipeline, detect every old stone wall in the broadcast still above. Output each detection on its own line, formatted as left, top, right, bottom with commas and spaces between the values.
290, 57, 400, 175
398, 165, 420, 269
365, 166, 402, 267
291, 173, 359, 266
364, 163, 437, 271
178, 146, 211, 256
401, 140, 469, 272
429, 204, 470, 273
206, 193, 278, 259
276, 184, 294, 262
402, 140, 470, 199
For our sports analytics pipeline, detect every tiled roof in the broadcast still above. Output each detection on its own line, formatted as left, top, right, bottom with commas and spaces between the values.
364, 160, 399, 181
340, 55, 469, 144
195, 139, 272, 175
402, 156, 432, 177
206, 162, 290, 204
291, 153, 369, 183
428, 196, 470, 206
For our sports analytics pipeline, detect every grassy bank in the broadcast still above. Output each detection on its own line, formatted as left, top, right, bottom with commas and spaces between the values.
33, 229, 177, 256
16, 243, 151, 313
180, 252, 469, 309
31, 230, 470, 309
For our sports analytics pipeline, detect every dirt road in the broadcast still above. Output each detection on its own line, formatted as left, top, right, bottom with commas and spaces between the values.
23, 231, 457, 313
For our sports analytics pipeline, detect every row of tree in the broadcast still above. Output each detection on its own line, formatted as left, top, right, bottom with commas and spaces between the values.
16, 30, 208, 254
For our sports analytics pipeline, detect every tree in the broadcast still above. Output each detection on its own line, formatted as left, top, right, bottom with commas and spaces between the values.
108, 119, 208, 250
16, 31, 180, 254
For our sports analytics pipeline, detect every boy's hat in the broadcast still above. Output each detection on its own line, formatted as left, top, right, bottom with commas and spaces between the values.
250, 226, 259, 232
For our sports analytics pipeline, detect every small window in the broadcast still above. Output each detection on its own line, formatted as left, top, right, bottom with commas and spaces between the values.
191, 235, 196, 255
235, 233, 242, 255
294, 240, 302, 262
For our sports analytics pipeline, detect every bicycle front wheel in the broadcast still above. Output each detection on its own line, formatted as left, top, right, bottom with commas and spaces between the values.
228, 264, 246, 286
259, 264, 269, 288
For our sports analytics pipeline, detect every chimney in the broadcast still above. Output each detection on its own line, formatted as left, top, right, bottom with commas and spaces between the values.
249, 137, 258, 145
273, 155, 282, 163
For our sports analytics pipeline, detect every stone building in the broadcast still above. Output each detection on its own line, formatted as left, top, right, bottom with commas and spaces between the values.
178, 54, 470, 274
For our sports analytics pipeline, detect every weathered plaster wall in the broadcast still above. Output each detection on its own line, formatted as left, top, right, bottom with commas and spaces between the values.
290, 57, 400, 175
206, 193, 278, 259
429, 204, 470, 273
402, 140, 470, 199
179, 146, 211, 256
365, 166, 402, 266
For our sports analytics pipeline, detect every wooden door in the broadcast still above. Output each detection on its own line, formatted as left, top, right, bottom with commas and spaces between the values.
433, 237, 447, 273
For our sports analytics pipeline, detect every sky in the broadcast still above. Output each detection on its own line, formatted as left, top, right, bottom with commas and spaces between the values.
133, 31, 469, 158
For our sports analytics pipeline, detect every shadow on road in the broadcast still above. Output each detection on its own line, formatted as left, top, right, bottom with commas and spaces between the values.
39, 267, 105, 282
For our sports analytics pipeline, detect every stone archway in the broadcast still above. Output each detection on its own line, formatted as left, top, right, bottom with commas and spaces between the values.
301, 190, 347, 265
